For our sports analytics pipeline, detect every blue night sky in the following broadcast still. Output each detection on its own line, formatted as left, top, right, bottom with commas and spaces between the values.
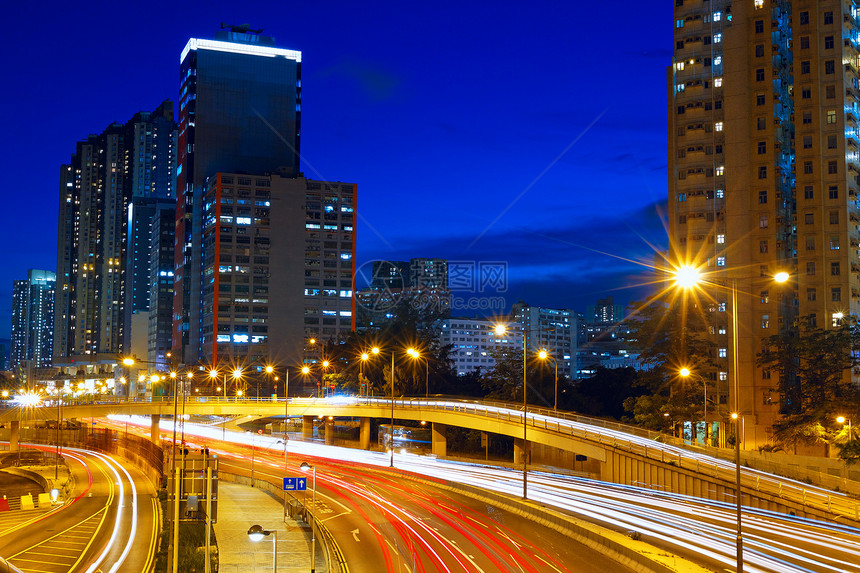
0, 1, 672, 340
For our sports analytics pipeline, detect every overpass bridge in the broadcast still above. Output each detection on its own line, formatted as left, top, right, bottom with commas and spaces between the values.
3, 395, 859, 524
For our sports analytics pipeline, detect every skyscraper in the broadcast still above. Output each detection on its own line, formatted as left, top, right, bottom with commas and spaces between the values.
174, 26, 302, 363
669, 1, 860, 445
198, 173, 355, 366
11, 270, 55, 371
55, 102, 177, 366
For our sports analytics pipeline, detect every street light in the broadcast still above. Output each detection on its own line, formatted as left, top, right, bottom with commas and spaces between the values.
247, 524, 277, 573
538, 349, 558, 411
679, 367, 708, 445
300, 461, 317, 573
672, 264, 790, 573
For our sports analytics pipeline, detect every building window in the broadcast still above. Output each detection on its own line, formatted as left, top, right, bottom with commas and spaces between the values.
719, 348, 727, 358
715, 122, 723, 131
826, 84, 836, 99
827, 110, 837, 124
758, 190, 767, 203
757, 117, 766, 130
761, 315, 770, 329
758, 141, 767, 154
800, 11, 809, 25
714, 77, 723, 87
832, 287, 842, 302
755, 20, 764, 33
801, 61, 811, 74
831, 261, 841, 275
825, 60, 835, 75
756, 68, 765, 81
809, 314, 817, 328
807, 287, 817, 301
800, 36, 810, 49
830, 211, 839, 224
804, 161, 813, 174
678, 193, 687, 202
828, 160, 838, 174
760, 215, 769, 228
756, 93, 766, 106
755, 44, 765, 57
758, 166, 767, 179
679, 214, 687, 224
829, 185, 839, 199
717, 234, 725, 244
828, 135, 838, 149
802, 87, 812, 99
717, 256, 726, 267
806, 236, 815, 251
716, 166, 724, 176
805, 213, 814, 224
807, 262, 816, 275
831, 236, 840, 250
825, 36, 834, 50
760, 240, 768, 253
803, 135, 813, 149
824, 11, 833, 25
803, 112, 813, 124
761, 290, 769, 304
804, 186, 814, 199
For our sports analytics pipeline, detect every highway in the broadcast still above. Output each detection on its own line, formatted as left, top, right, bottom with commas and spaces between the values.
111, 414, 860, 573
0, 446, 159, 573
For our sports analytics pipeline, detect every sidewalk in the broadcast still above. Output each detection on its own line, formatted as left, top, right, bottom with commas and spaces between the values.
214, 482, 318, 573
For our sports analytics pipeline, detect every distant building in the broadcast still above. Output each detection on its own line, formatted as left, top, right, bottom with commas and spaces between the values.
357, 258, 450, 328
440, 317, 522, 375
511, 302, 575, 379
148, 202, 177, 369
55, 101, 177, 366
11, 270, 55, 371
174, 26, 302, 363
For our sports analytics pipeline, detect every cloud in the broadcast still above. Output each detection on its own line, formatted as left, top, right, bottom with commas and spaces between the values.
312, 56, 401, 101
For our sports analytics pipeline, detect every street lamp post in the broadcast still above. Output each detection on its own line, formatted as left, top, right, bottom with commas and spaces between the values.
538, 349, 558, 411
673, 265, 789, 573
247, 525, 277, 573
300, 462, 317, 573
679, 367, 708, 445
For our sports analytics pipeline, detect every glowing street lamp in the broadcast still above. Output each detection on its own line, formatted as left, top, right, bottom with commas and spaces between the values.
538, 349, 558, 410
247, 525, 277, 573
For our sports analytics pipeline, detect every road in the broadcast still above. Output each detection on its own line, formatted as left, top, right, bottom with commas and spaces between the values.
0, 446, 159, 573
109, 415, 860, 573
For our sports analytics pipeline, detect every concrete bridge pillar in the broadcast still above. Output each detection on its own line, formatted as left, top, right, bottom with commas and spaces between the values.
324, 417, 334, 445
359, 417, 371, 450
431, 423, 447, 457
150, 415, 160, 444
302, 416, 314, 439
513, 438, 530, 465
9, 421, 19, 452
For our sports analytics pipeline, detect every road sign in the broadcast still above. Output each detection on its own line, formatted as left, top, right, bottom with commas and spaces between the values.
283, 477, 307, 491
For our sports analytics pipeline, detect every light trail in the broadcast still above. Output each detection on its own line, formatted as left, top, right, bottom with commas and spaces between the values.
109, 414, 860, 573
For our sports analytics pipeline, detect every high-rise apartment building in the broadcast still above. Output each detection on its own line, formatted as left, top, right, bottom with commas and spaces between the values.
670, 1, 860, 445
198, 173, 355, 365
175, 26, 302, 362
55, 102, 177, 365
511, 302, 575, 379
11, 270, 55, 371
440, 317, 523, 375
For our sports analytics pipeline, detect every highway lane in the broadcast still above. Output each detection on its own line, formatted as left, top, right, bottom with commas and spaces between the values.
218, 447, 636, 572
102, 416, 639, 572
0, 446, 158, 573
110, 415, 860, 572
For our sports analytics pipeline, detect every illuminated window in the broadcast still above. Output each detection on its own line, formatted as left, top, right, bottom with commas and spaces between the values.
717, 256, 726, 267
716, 234, 725, 244
716, 166, 725, 176
827, 110, 837, 124
714, 77, 723, 87
714, 56, 722, 66
761, 315, 770, 329
714, 34, 722, 43
718, 348, 727, 358
675, 61, 685, 71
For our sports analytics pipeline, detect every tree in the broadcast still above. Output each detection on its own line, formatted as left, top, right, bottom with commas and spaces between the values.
621, 293, 717, 430
757, 316, 860, 450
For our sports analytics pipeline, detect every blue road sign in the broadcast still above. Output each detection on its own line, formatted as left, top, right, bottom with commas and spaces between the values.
283, 477, 308, 491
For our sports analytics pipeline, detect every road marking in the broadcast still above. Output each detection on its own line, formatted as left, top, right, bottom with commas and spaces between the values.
352, 528, 360, 542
